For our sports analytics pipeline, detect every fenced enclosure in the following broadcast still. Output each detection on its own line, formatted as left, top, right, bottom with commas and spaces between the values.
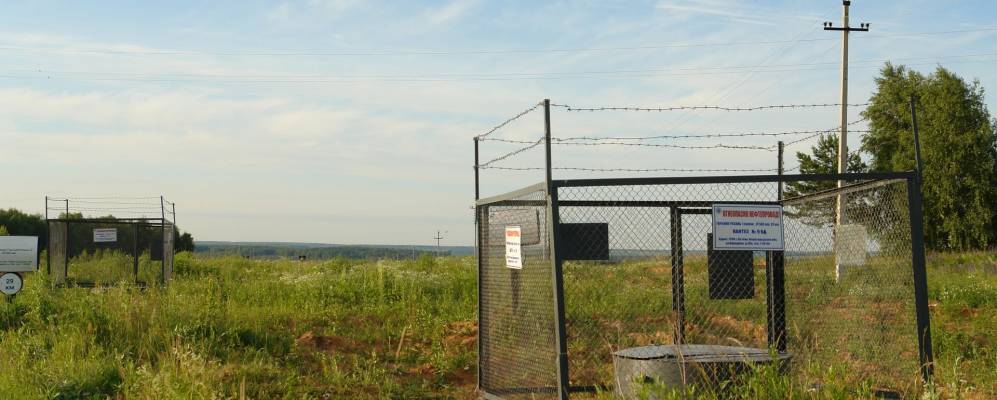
472, 100, 932, 399
46, 196, 176, 287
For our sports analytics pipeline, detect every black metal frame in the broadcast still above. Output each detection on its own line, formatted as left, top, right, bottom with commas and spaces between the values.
473, 99, 933, 398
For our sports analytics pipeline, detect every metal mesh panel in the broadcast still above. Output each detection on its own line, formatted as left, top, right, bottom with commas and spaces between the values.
478, 186, 560, 398
557, 182, 779, 388
47, 221, 67, 285
46, 220, 172, 287
163, 222, 174, 283
783, 179, 919, 393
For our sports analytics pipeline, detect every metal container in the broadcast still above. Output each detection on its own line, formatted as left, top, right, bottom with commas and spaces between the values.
612, 344, 792, 399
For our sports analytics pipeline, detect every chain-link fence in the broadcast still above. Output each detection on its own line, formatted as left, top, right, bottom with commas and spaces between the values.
45, 197, 176, 288
477, 183, 561, 398
476, 173, 931, 399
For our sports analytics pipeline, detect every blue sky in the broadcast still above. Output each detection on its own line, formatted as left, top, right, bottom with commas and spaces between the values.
1, 0, 996, 245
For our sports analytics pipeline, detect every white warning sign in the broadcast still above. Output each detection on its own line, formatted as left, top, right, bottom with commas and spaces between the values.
712, 204, 785, 251
0, 236, 38, 272
505, 226, 523, 269
93, 228, 118, 243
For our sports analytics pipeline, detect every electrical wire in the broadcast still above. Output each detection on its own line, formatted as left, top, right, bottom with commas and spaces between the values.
2, 26, 994, 57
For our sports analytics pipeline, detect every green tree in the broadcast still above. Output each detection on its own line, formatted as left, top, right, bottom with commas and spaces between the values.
0, 225, 8, 236
173, 228, 195, 252
783, 133, 867, 227
861, 64, 997, 250
0, 209, 47, 247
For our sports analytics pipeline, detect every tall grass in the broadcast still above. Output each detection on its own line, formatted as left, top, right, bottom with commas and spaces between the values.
0, 251, 993, 399
0, 253, 477, 399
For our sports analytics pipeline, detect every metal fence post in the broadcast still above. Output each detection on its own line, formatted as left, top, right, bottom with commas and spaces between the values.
910, 95, 924, 181
474, 137, 483, 391
543, 98, 571, 399
777, 141, 784, 201
670, 207, 685, 344
907, 174, 934, 381
132, 224, 139, 282
766, 250, 786, 352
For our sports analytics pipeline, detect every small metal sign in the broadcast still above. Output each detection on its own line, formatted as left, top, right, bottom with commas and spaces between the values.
1, 272, 23, 296
712, 204, 785, 251
93, 228, 118, 243
505, 226, 523, 269
0, 236, 38, 272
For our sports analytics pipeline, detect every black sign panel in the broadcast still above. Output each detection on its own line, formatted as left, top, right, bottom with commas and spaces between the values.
707, 232, 755, 299
560, 223, 609, 261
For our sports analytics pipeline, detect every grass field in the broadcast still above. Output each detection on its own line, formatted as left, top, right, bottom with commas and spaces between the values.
0, 251, 994, 399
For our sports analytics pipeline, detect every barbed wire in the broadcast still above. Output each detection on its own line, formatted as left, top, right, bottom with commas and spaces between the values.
481, 128, 859, 144
549, 102, 869, 112
52, 199, 166, 206
48, 196, 163, 200
556, 141, 776, 151
474, 102, 543, 139
62, 207, 165, 211
553, 129, 850, 142
782, 117, 870, 147
477, 136, 546, 167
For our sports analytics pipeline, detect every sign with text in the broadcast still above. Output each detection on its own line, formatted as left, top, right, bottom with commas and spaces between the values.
0, 236, 38, 272
505, 226, 523, 269
712, 204, 785, 251
1, 272, 23, 295
93, 228, 117, 243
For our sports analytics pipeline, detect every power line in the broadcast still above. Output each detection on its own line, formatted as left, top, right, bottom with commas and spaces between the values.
2, 26, 995, 57
6, 56, 997, 85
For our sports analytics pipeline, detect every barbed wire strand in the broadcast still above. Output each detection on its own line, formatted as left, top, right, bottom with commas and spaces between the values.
480, 128, 867, 143
477, 136, 546, 167
474, 102, 543, 139
549, 102, 869, 112
556, 141, 777, 151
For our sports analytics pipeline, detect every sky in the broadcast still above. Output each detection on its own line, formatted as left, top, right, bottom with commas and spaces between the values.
1, 0, 996, 246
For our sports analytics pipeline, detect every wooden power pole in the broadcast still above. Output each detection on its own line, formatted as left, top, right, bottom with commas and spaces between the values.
824, 0, 868, 280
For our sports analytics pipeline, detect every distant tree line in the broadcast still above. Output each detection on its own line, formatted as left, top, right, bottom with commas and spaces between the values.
0, 208, 195, 253
195, 243, 445, 260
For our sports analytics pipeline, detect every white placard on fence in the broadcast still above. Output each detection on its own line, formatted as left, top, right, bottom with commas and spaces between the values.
93, 228, 118, 243
505, 226, 523, 269
712, 204, 785, 251
0, 236, 38, 272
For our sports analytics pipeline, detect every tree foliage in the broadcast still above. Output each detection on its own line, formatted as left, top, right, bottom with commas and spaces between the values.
861, 64, 997, 250
783, 133, 868, 227
0, 209, 47, 248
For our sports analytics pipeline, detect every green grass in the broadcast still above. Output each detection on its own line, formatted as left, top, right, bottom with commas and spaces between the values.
0, 251, 993, 399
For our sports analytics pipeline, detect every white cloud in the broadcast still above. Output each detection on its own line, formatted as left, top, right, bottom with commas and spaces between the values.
427, 0, 478, 25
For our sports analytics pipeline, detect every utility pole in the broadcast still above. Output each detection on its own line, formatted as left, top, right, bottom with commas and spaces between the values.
824, 0, 868, 280
433, 230, 446, 255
